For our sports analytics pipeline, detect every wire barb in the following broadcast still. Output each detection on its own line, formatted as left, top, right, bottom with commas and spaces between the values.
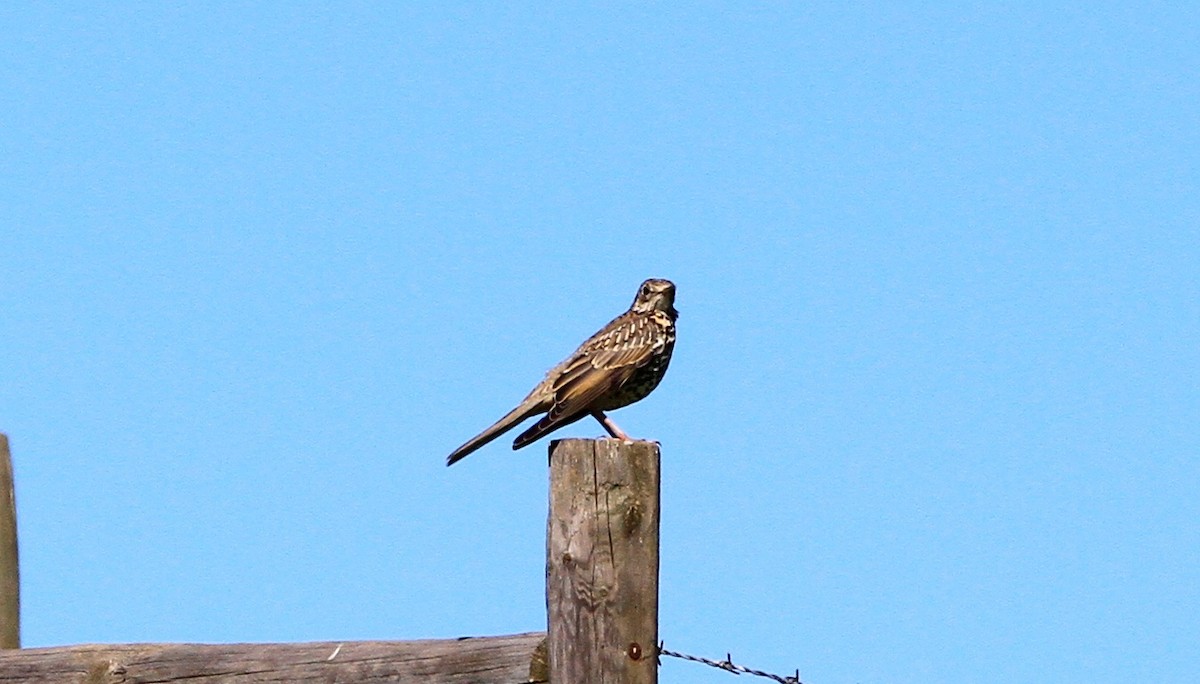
657, 641, 803, 684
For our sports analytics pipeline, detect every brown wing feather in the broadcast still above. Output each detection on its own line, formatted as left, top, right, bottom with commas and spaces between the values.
511, 362, 637, 449
511, 315, 657, 449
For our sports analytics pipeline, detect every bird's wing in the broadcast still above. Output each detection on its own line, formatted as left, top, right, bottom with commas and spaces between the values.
511, 314, 657, 449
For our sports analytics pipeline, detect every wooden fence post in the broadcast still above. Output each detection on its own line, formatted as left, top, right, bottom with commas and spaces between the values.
546, 438, 660, 684
0, 434, 18, 649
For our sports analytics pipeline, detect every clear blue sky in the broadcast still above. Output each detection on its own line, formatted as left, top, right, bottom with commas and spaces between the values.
3, 4, 1197, 683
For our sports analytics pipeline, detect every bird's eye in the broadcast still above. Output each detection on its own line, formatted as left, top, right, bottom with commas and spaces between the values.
641, 284, 651, 297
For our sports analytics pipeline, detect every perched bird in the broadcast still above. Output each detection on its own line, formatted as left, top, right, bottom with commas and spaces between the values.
446, 278, 678, 466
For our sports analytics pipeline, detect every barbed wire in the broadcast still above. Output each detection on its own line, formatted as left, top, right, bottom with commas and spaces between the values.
521, 640, 803, 683
658, 641, 803, 684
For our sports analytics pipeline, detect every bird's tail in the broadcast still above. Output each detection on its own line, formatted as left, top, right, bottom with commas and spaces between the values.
446, 398, 545, 466
511, 410, 588, 451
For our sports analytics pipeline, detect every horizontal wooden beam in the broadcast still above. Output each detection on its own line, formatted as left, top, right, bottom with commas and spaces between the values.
0, 632, 547, 683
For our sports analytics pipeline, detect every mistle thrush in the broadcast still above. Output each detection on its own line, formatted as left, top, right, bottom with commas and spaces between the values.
446, 278, 678, 466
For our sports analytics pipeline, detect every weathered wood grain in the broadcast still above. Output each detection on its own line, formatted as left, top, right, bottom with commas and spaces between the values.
0, 632, 547, 683
0, 434, 17, 649
546, 438, 660, 684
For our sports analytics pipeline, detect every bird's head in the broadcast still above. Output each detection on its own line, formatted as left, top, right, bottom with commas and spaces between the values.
631, 278, 678, 320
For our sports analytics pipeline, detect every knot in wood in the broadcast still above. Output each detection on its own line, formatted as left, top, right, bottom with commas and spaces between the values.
86, 659, 127, 684
623, 501, 643, 536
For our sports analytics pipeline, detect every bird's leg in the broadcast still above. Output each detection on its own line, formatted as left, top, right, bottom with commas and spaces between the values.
590, 410, 632, 441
